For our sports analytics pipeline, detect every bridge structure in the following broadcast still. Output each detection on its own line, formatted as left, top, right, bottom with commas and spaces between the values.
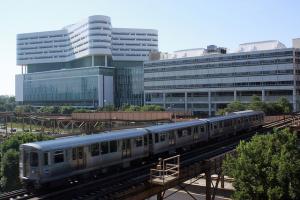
0, 113, 299, 200
0, 111, 174, 137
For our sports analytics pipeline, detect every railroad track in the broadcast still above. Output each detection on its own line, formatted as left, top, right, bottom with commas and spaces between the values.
2, 114, 298, 200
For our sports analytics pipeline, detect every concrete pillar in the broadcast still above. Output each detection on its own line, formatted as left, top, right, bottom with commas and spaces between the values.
157, 192, 163, 200
262, 89, 265, 102
205, 163, 211, 200
163, 93, 166, 108
221, 175, 225, 188
208, 91, 211, 117
293, 89, 297, 112
184, 92, 188, 112
105, 55, 108, 67
234, 90, 237, 101
92, 55, 94, 66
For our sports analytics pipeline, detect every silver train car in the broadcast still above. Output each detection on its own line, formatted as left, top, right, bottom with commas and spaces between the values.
19, 110, 264, 189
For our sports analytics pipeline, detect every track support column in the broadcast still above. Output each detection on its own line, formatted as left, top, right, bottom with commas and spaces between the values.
205, 161, 211, 200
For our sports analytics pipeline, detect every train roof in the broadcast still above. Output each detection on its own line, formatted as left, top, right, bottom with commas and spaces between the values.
145, 120, 207, 133
207, 110, 264, 122
21, 128, 148, 151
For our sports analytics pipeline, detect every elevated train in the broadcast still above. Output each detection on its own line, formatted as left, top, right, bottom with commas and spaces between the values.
19, 110, 264, 189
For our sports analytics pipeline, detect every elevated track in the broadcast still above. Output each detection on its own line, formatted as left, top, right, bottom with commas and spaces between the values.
1, 113, 299, 200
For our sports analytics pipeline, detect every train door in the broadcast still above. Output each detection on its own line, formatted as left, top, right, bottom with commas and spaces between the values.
193, 126, 200, 140
21, 149, 30, 177
72, 146, 86, 170
143, 135, 148, 154
148, 134, 154, 154
169, 131, 175, 145
122, 139, 131, 159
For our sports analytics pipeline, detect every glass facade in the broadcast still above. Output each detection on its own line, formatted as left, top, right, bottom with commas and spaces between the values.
27, 55, 113, 73
22, 67, 114, 106
113, 61, 144, 107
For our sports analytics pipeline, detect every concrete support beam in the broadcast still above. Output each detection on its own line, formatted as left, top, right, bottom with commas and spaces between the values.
163, 93, 166, 108
185, 92, 188, 112
205, 165, 211, 200
293, 89, 297, 112
234, 90, 237, 101
262, 89, 265, 101
105, 55, 108, 67
208, 91, 211, 117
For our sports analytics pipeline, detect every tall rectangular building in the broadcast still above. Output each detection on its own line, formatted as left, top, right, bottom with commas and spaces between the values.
16, 15, 158, 107
144, 40, 300, 116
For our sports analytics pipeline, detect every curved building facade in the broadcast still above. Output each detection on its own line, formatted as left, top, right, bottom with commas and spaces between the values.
16, 15, 158, 107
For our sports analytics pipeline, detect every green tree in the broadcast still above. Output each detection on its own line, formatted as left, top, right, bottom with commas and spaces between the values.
217, 101, 247, 115
38, 106, 60, 114
140, 105, 165, 111
98, 105, 116, 112
0, 133, 53, 191
277, 97, 292, 114
15, 105, 35, 113
59, 106, 75, 114
248, 95, 266, 111
223, 129, 300, 200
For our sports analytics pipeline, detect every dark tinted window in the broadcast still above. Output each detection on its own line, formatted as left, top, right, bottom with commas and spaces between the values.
178, 130, 183, 137
155, 134, 159, 143
30, 152, 38, 167
44, 152, 48, 166
54, 150, 64, 163
91, 143, 100, 156
144, 135, 148, 146
136, 137, 143, 147
101, 142, 109, 154
72, 148, 76, 160
110, 141, 117, 152
160, 133, 166, 142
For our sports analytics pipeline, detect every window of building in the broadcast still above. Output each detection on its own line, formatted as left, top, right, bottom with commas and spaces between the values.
101, 142, 109, 154
110, 141, 118, 153
30, 152, 38, 167
54, 150, 64, 163
91, 143, 100, 156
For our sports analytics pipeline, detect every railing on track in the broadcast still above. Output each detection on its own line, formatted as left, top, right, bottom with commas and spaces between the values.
150, 155, 180, 185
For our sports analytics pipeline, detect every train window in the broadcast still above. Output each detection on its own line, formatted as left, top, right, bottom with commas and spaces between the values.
160, 133, 166, 142
214, 124, 217, 129
144, 135, 148, 146
110, 141, 117, 152
155, 134, 159, 143
78, 148, 83, 159
91, 143, 100, 156
200, 126, 205, 132
30, 152, 38, 167
44, 152, 49, 166
72, 148, 76, 160
187, 128, 192, 136
101, 142, 109, 154
178, 130, 183, 138
135, 137, 143, 147
54, 150, 64, 163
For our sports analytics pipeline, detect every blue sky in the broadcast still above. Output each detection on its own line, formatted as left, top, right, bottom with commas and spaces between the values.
0, 0, 299, 95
